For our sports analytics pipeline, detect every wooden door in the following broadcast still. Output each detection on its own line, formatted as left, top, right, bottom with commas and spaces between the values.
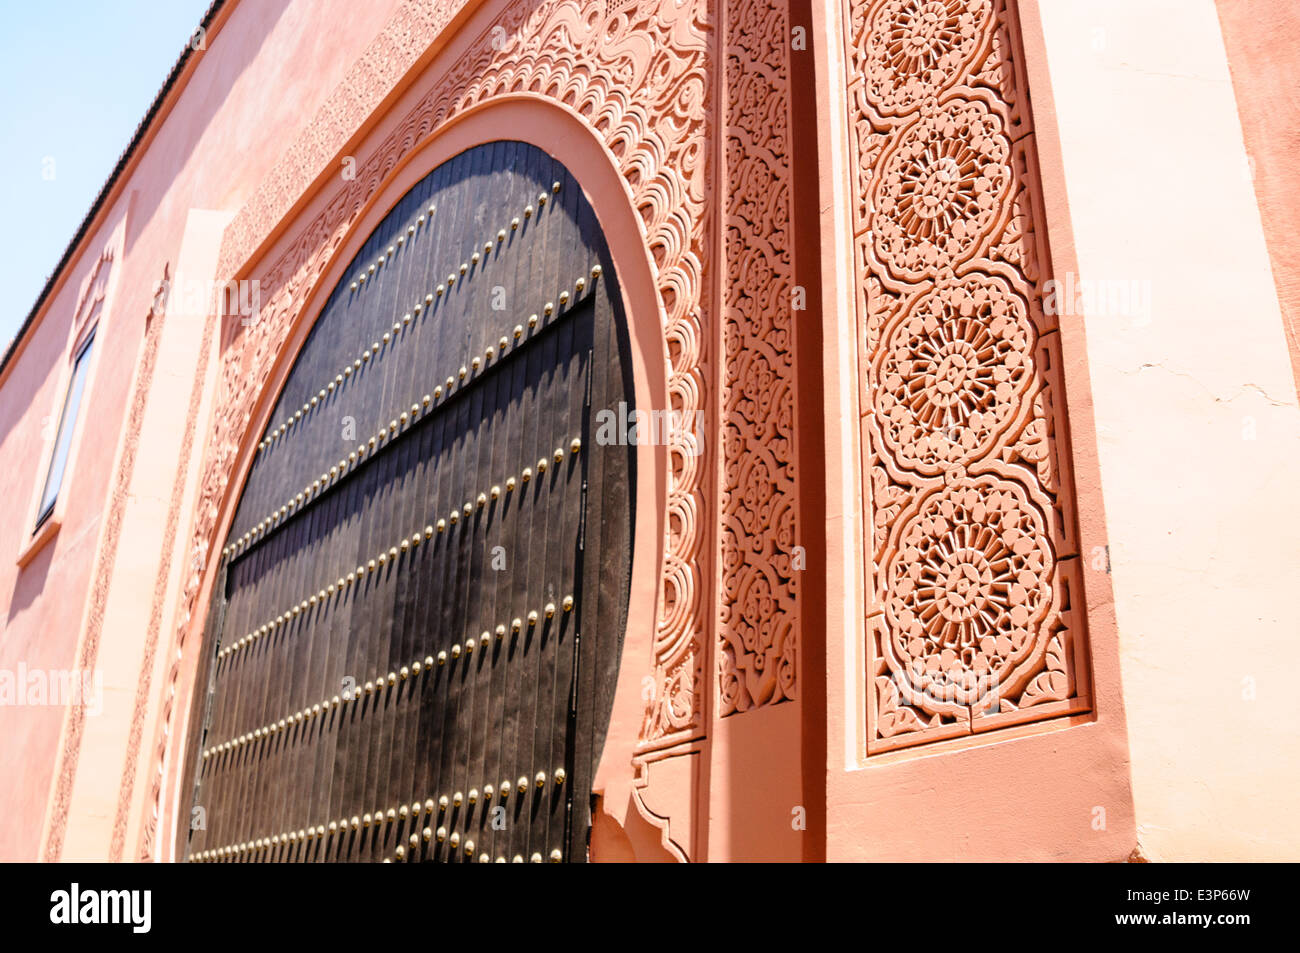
179, 142, 633, 863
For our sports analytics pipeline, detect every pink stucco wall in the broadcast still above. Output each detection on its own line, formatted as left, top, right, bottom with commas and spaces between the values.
0, 0, 402, 862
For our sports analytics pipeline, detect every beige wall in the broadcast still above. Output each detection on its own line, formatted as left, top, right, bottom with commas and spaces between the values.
1037, 0, 1300, 861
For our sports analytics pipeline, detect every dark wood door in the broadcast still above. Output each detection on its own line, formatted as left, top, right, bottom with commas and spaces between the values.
179, 142, 633, 863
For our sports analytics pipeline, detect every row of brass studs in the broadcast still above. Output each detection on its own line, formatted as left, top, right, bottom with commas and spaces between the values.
217, 432, 582, 664
188, 765, 566, 862
348, 201, 438, 293
256, 182, 568, 460
206, 591, 575, 744
228, 266, 601, 561
389, 839, 563, 864
347, 181, 557, 294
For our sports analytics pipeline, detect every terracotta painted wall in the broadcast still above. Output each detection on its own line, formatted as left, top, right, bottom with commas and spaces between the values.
1033, 0, 1300, 861
0, 0, 403, 862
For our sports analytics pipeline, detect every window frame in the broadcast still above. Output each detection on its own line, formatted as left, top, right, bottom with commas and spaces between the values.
33, 325, 98, 532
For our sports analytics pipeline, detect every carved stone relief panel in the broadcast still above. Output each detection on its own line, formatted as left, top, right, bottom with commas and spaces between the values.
845, 0, 1092, 752
719, 0, 800, 715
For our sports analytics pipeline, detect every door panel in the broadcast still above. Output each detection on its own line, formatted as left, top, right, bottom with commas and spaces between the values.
180, 141, 633, 863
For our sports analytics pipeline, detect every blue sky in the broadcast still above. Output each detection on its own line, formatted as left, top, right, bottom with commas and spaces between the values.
0, 0, 214, 351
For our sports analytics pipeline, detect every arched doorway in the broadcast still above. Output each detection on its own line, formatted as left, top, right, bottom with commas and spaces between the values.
180, 141, 634, 863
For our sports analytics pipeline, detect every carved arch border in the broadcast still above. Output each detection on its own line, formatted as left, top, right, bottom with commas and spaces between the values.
149, 0, 714, 862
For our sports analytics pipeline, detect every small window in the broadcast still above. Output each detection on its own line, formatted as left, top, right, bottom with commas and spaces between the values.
35, 329, 96, 530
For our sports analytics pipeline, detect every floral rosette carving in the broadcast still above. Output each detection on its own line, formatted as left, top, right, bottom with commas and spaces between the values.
858, 0, 993, 117
871, 96, 1012, 283
875, 272, 1035, 474
882, 475, 1053, 714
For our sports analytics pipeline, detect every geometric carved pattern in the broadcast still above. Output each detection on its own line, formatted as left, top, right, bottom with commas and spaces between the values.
719, 0, 799, 714
147, 0, 716, 857
847, 0, 1091, 751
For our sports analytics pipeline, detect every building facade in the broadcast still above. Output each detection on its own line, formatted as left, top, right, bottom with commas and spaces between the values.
0, 0, 1297, 862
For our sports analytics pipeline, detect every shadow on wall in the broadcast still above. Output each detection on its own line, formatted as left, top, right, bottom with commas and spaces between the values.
7, 533, 54, 627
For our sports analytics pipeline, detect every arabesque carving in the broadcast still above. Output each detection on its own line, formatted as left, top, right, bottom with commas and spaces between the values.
848, 0, 1091, 752
719, 0, 800, 714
